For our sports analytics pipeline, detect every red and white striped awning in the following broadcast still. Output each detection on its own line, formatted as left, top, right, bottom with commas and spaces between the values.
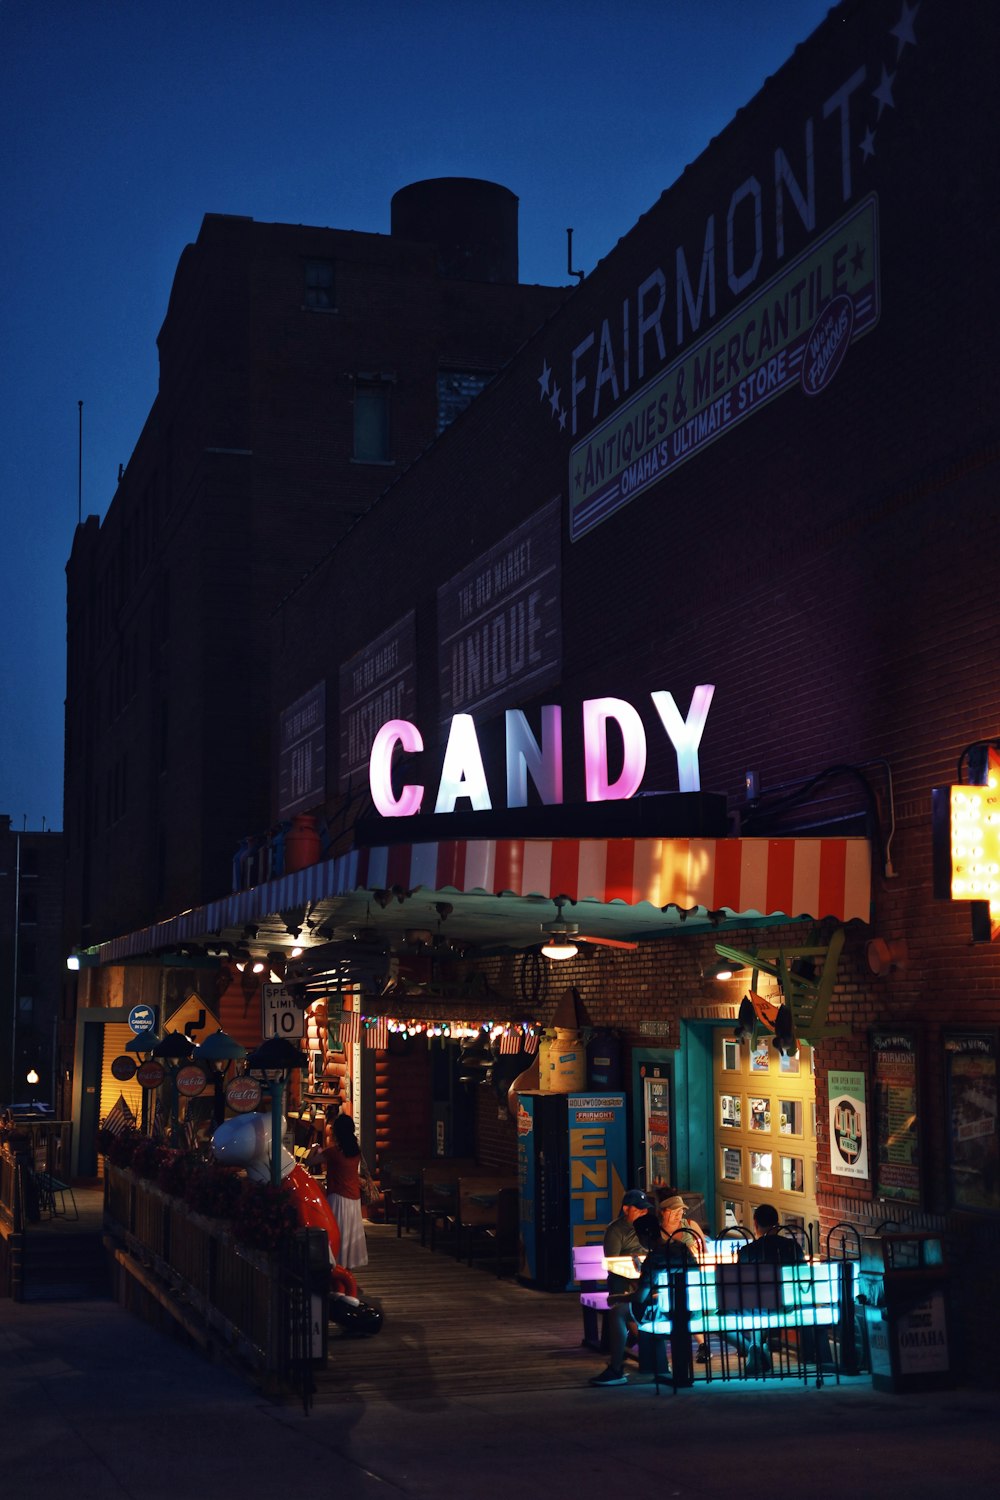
98, 834, 870, 963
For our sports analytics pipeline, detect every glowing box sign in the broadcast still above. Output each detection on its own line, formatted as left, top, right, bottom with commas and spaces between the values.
946, 786, 1000, 901
932, 770, 1000, 942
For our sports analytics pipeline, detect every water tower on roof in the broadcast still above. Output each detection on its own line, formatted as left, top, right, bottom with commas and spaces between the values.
391, 177, 519, 285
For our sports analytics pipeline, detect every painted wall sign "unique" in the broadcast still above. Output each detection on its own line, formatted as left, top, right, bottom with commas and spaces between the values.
368, 686, 714, 817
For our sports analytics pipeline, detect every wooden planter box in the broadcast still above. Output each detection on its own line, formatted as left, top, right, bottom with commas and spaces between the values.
104, 1164, 317, 1380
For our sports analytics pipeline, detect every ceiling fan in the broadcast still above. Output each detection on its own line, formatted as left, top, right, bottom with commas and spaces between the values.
539, 898, 639, 960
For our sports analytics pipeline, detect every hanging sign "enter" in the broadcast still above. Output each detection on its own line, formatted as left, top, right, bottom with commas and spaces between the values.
261, 983, 304, 1040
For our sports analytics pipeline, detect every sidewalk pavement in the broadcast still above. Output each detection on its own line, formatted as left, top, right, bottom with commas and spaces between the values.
3, 1291, 1000, 1500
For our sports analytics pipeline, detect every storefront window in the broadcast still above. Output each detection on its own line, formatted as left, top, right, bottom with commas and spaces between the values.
778, 1098, 802, 1135
720, 1093, 741, 1128
722, 1146, 742, 1182
751, 1040, 770, 1073
722, 1038, 740, 1071
780, 1154, 805, 1193
749, 1149, 772, 1188
749, 1096, 770, 1131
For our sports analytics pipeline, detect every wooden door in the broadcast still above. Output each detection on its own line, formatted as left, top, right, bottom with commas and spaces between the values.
713, 1028, 818, 1247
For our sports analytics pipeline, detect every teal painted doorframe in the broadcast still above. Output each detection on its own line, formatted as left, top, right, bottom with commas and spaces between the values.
674, 1020, 717, 1231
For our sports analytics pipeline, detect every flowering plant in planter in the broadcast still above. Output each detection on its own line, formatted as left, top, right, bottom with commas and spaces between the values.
157, 1148, 196, 1198
231, 1179, 300, 1252
184, 1160, 243, 1220
130, 1137, 165, 1181
97, 1127, 140, 1169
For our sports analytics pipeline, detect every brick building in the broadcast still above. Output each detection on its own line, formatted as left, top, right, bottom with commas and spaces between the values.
0, 816, 63, 1109
71, 0, 1000, 1363
61, 180, 566, 1128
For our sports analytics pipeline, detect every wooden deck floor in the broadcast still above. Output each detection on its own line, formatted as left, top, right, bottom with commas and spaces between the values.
315, 1222, 603, 1404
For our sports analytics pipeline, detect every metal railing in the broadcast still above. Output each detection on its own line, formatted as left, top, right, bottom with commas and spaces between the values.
0, 1145, 27, 1298
631, 1233, 868, 1392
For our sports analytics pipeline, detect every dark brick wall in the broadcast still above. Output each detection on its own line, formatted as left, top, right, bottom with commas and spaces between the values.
268, 0, 1000, 1327
63, 205, 566, 950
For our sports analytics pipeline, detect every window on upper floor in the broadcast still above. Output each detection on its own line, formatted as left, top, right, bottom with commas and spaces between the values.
304, 259, 335, 310
437, 368, 493, 435
353, 377, 392, 463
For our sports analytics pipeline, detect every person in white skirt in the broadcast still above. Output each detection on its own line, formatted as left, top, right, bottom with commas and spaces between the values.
314, 1112, 370, 1269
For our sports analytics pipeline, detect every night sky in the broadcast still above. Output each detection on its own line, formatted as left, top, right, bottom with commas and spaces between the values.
0, 0, 832, 831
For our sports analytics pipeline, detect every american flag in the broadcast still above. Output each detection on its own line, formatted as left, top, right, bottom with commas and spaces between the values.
497, 1027, 523, 1056
339, 1011, 361, 1049
363, 1015, 389, 1049
101, 1093, 136, 1136
523, 1029, 539, 1055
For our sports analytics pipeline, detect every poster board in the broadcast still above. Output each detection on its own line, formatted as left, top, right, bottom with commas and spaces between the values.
871, 1028, 922, 1205
828, 1069, 869, 1180
944, 1030, 1000, 1211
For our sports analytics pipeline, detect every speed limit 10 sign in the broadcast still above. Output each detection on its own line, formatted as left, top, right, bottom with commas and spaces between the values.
261, 982, 305, 1040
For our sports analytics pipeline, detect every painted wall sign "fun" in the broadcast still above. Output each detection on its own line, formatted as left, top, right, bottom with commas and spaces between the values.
368, 686, 715, 817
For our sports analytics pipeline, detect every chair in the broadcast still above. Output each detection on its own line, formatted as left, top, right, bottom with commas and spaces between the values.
457, 1177, 519, 1272
35, 1171, 79, 1221
382, 1157, 423, 1237
421, 1159, 477, 1250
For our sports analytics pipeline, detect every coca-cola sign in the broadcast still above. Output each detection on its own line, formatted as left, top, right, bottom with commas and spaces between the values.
176, 1063, 208, 1098
136, 1060, 165, 1089
225, 1076, 262, 1114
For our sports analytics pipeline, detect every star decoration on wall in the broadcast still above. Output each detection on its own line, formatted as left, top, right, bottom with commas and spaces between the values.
857, 3, 920, 172
872, 63, 896, 119
890, 0, 919, 60
538, 358, 567, 429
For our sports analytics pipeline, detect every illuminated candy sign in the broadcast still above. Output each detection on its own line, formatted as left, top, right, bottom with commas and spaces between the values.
369, 686, 714, 817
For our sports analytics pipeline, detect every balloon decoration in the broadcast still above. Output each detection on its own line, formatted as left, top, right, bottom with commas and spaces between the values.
212, 1112, 383, 1334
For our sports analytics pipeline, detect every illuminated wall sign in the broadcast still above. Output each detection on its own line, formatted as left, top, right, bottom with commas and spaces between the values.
945, 787, 1000, 902
278, 680, 326, 818
568, 196, 879, 539
932, 755, 1000, 941
339, 613, 416, 793
368, 685, 714, 817
438, 500, 561, 727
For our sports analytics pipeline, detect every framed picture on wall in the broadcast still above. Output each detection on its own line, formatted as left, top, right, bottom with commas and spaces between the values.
871, 1027, 922, 1205
944, 1030, 1000, 1212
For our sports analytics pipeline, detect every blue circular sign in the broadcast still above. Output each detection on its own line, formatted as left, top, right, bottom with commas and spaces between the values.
128, 1004, 157, 1035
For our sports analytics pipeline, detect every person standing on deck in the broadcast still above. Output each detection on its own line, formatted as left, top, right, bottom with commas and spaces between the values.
313, 1112, 369, 1270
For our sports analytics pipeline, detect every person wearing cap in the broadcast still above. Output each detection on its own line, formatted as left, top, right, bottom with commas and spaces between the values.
629, 1193, 702, 1381
589, 1188, 657, 1386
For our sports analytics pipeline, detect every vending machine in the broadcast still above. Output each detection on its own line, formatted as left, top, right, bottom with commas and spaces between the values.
517, 1091, 628, 1290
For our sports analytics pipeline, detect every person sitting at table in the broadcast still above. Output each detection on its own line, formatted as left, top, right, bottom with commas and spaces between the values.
629, 1195, 702, 1380
589, 1188, 657, 1387
654, 1192, 710, 1364
736, 1202, 830, 1374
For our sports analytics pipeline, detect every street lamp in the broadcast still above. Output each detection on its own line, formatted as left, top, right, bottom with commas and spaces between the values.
193, 1029, 248, 1126
245, 1036, 306, 1186
151, 1031, 194, 1144
125, 1030, 161, 1133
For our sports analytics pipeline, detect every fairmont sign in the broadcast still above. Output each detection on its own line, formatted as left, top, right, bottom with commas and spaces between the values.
368, 686, 714, 817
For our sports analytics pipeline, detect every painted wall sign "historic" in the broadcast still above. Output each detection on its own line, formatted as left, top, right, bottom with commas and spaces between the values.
368, 686, 714, 817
